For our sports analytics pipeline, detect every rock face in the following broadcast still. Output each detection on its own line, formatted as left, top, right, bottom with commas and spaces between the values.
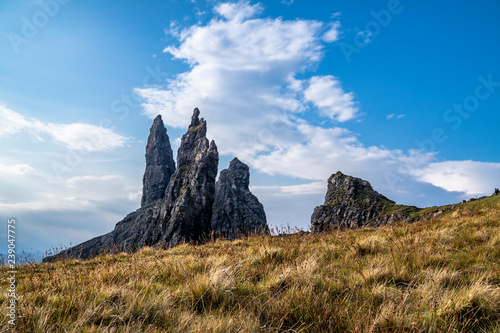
311, 171, 420, 232
157, 108, 219, 247
141, 115, 175, 207
43, 108, 270, 262
211, 157, 269, 238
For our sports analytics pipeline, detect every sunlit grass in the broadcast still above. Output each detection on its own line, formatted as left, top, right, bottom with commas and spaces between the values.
1, 196, 499, 332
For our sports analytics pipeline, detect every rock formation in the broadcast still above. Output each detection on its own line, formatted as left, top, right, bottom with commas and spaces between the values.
43, 108, 270, 262
211, 157, 269, 238
311, 171, 420, 232
157, 108, 219, 247
141, 115, 175, 207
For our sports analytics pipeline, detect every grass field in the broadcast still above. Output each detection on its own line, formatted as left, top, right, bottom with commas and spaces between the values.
1, 196, 500, 332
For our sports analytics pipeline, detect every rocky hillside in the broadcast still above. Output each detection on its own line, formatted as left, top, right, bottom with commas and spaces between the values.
43, 109, 268, 262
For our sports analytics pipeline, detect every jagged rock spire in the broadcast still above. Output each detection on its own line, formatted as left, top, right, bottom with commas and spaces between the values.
141, 115, 176, 207
211, 157, 269, 238
159, 108, 219, 246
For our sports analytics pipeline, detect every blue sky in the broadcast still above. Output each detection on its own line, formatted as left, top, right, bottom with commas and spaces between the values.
1, 0, 500, 258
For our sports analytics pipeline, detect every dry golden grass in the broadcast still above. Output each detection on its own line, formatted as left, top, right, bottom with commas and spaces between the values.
2, 196, 500, 332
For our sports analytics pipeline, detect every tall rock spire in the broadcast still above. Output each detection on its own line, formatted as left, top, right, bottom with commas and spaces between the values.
211, 157, 269, 238
159, 108, 219, 246
141, 115, 176, 207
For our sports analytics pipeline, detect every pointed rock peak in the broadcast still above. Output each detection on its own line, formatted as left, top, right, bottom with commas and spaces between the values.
209, 140, 217, 150
153, 114, 163, 124
229, 157, 246, 169
226, 157, 250, 189
212, 157, 268, 237
141, 115, 176, 207
190, 108, 201, 127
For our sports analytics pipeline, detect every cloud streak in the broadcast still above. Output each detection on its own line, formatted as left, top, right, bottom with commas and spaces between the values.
0, 106, 128, 152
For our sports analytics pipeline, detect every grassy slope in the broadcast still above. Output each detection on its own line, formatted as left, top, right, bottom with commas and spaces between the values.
2, 197, 500, 332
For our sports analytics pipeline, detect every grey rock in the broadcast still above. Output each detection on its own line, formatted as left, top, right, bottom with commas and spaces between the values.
211, 157, 269, 238
157, 108, 219, 247
141, 115, 176, 207
433, 210, 444, 218
311, 171, 420, 232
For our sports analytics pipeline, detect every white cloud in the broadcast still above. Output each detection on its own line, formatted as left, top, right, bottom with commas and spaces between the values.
251, 181, 325, 196
387, 113, 405, 120
0, 106, 33, 136
65, 175, 122, 187
357, 30, 373, 44
46, 123, 128, 152
322, 21, 341, 43
135, 1, 430, 199
0, 173, 140, 212
410, 160, 500, 196
0, 163, 35, 175
214, 1, 263, 21
0, 193, 94, 211
0, 106, 128, 152
304, 76, 358, 121
136, 2, 330, 157
135, 1, 496, 207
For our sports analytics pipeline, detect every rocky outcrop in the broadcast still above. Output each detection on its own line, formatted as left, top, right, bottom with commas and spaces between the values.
311, 171, 420, 232
211, 157, 269, 238
157, 108, 219, 247
141, 115, 175, 207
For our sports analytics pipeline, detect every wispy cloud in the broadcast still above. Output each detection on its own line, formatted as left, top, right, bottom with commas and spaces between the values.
304, 75, 358, 121
387, 113, 405, 120
0, 106, 128, 152
251, 181, 325, 196
410, 160, 500, 196
0, 163, 35, 175
322, 21, 341, 43
214, 1, 264, 21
